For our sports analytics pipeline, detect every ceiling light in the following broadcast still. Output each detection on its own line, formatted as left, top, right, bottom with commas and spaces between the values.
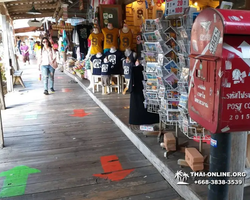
26, 4, 41, 15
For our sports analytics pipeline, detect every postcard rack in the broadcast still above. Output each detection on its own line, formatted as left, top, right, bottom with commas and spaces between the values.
141, 10, 211, 149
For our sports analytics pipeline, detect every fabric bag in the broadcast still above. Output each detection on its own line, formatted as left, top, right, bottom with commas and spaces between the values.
51, 59, 58, 69
50, 49, 58, 69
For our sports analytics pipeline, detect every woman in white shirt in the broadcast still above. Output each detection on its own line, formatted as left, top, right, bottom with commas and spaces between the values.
38, 37, 57, 95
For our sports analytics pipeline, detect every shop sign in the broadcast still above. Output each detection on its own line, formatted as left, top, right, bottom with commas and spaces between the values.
165, 0, 189, 16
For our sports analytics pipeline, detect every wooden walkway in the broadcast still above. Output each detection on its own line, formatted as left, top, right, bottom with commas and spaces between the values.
0, 61, 182, 200
65, 72, 250, 200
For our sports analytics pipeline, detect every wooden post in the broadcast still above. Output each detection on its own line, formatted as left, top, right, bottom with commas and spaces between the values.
229, 132, 247, 200
1, 15, 12, 92
0, 109, 3, 149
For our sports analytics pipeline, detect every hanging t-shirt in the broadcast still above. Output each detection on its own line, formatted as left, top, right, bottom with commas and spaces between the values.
88, 33, 104, 55
132, 1, 147, 27
76, 24, 92, 55
105, 50, 125, 75
119, 29, 133, 52
90, 54, 104, 75
123, 60, 133, 79
102, 28, 119, 50
101, 62, 112, 76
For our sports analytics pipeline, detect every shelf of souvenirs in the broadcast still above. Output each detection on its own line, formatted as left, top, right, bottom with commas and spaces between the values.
52, 24, 74, 31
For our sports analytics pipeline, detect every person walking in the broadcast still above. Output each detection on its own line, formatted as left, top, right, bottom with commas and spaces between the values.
38, 37, 57, 95
20, 42, 30, 65
16, 36, 21, 54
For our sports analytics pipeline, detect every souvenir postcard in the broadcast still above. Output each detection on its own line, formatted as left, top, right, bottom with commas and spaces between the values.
143, 32, 157, 42
155, 18, 163, 29
143, 52, 157, 62
166, 91, 179, 99
178, 40, 186, 53
154, 30, 163, 41
146, 92, 158, 99
179, 93, 188, 109
180, 67, 189, 82
158, 54, 164, 65
156, 65, 163, 77
157, 76, 164, 86
178, 54, 186, 67
165, 49, 178, 63
146, 62, 157, 72
164, 72, 179, 88
169, 19, 182, 28
145, 72, 157, 81
144, 42, 158, 52
158, 86, 166, 98
167, 101, 179, 110
178, 27, 188, 39
156, 42, 164, 54
166, 37, 179, 52
146, 81, 158, 91
220, 1, 233, 9
163, 60, 179, 74
164, 33, 171, 41
183, 7, 190, 16
145, 19, 157, 32
164, 26, 177, 40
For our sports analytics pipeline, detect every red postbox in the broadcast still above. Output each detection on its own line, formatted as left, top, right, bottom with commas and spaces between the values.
188, 8, 250, 134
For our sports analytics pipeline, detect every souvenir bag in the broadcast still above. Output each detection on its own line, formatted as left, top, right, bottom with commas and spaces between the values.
50, 49, 58, 69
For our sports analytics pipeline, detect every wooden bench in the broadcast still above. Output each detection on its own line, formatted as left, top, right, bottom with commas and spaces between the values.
13, 70, 25, 88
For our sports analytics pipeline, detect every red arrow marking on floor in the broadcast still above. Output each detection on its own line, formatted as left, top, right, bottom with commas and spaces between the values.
62, 88, 71, 92
57, 77, 63, 79
93, 155, 134, 181
70, 109, 91, 117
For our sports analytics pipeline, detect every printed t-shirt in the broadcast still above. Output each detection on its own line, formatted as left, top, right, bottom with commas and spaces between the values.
77, 25, 92, 55
101, 62, 112, 76
88, 33, 104, 55
102, 28, 119, 50
119, 30, 133, 51
123, 61, 133, 79
90, 54, 104, 75
105, 50, 125, 75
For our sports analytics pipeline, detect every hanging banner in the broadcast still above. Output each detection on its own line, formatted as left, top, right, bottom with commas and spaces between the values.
165, 0, 189, 16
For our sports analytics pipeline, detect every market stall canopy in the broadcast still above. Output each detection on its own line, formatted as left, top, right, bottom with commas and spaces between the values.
2, 0, 88, 20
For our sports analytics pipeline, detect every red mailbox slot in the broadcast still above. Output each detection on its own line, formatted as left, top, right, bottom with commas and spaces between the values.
188, 8, 250, 133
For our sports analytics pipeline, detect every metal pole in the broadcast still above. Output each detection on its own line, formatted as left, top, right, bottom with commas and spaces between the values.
208, 132, 231, 200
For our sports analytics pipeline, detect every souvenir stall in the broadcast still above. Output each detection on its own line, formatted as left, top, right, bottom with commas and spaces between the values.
139, 0, 220, 172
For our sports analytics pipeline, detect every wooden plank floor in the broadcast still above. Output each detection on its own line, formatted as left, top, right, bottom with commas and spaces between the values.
74, 76, 250, 200
0, 60, 182, 200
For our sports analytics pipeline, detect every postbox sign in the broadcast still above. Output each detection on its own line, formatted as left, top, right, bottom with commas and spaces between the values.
188, 8, 250, 133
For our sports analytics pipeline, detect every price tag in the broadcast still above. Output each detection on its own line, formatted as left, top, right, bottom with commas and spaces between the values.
165, 0, 189, 16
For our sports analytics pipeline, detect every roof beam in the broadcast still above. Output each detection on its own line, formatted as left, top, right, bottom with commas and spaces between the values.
8, 4, 57, 13
5, 0, 56, 6
10, 12, 54, 19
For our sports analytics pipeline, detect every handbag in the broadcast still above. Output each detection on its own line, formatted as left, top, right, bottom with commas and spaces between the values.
51, 59, 58, 69
50, 49, 58, 69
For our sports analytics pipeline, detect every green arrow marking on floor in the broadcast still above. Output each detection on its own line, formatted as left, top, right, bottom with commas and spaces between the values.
0, 165, 40, 198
